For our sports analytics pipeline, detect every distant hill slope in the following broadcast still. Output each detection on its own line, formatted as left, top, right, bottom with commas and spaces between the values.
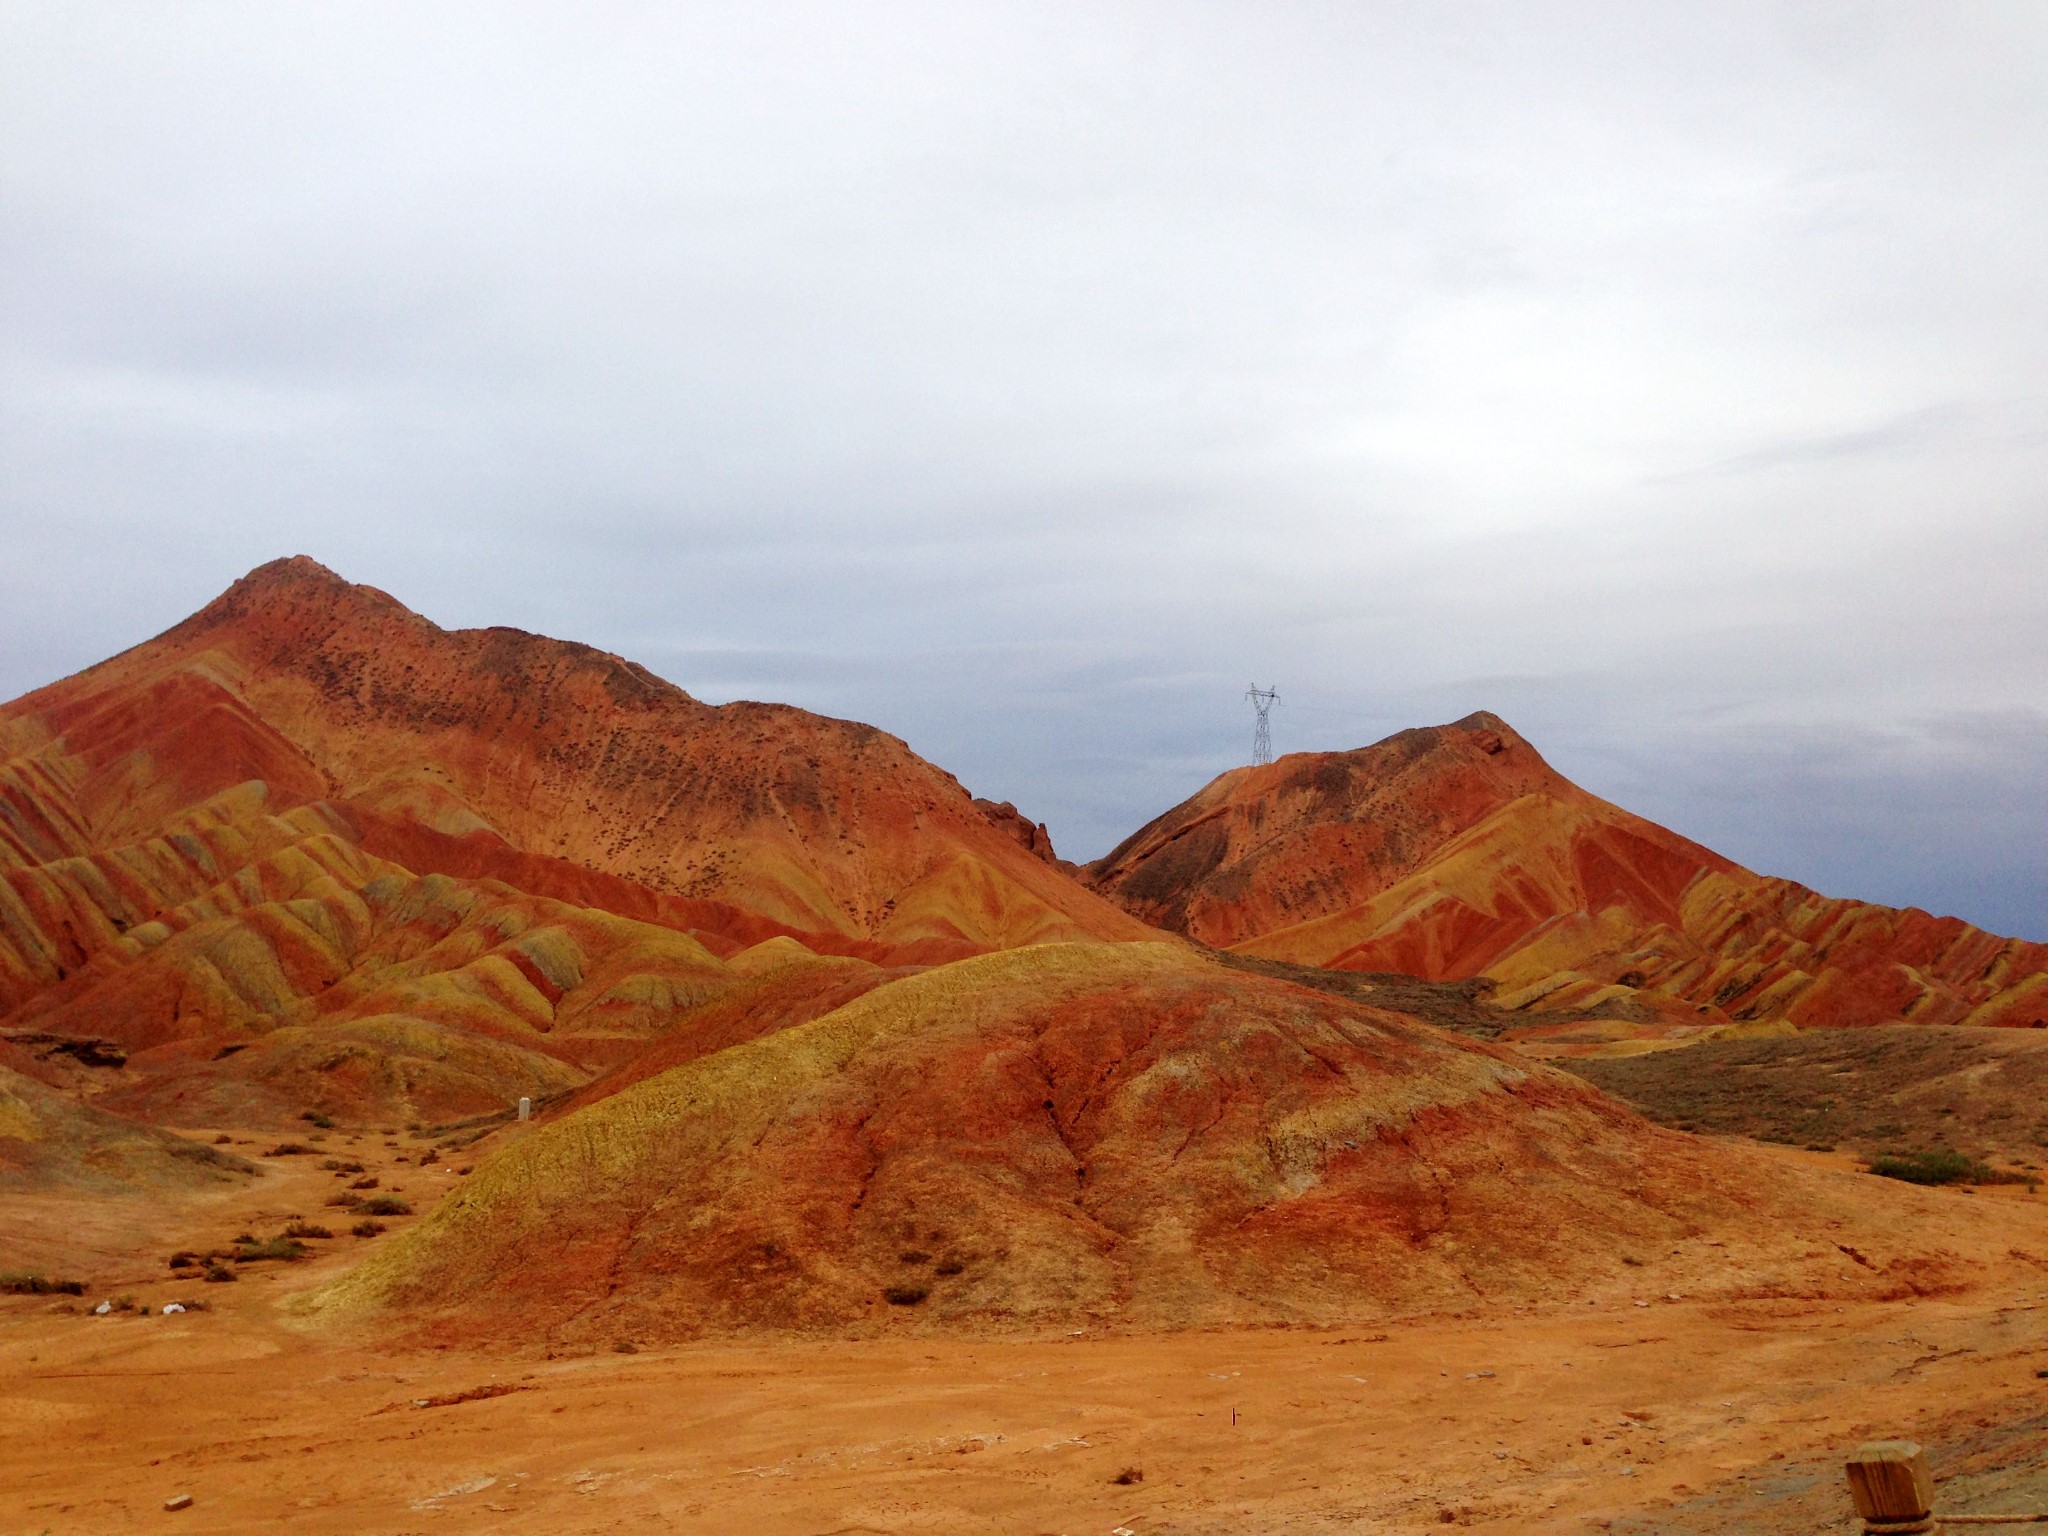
1564, 1024, 2048, 1161
1084, 713, 2048, 1031
0, 1062, 254, 1193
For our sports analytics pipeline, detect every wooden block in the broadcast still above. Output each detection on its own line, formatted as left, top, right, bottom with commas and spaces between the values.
1846, 1440, 1933, 1521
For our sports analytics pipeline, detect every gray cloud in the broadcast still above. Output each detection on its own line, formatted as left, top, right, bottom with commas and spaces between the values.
3, 2, 2045, 937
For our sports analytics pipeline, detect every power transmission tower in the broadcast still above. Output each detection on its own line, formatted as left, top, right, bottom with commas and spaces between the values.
1246, 684, 1279, 766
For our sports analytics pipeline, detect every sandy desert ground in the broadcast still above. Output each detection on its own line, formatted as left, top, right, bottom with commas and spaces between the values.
4, 1137, 2046, 1536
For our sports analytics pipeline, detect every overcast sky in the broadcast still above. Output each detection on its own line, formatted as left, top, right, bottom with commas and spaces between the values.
3, 2, 2045, 937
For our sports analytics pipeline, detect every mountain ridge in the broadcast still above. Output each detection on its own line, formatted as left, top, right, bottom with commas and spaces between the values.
1083, 714, 2048, 1032
4, 555, 1154, 955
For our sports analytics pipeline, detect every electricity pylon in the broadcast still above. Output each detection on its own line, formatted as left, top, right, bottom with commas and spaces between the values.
1246, 685, 1279, 766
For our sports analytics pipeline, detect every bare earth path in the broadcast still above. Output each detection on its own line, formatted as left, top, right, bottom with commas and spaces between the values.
3, 1146, 2046, 1535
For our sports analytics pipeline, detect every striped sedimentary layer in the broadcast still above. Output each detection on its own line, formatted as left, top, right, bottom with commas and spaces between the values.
1085, 714, 2048, 1031
310, 942, 1827, 1343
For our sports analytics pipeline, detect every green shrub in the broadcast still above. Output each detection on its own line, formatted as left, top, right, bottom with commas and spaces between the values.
350, 1220, 386, 1238
281, 1221, 332, 1240
355, 1195, 411, 1216
232, 1237, 308, 1264
1869, 1149, 1990, 1186
300, 1111, 336, 1129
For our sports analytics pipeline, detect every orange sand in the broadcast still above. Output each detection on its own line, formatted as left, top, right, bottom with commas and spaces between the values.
4, 1144, 2045, 1534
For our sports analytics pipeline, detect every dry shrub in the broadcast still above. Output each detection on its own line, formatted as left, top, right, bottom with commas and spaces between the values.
0, 1273, 85, 1296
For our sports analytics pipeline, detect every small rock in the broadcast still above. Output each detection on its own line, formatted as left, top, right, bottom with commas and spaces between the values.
1620, 1466, 1636, 1477
162, 1303, 185, 1315
1633, 1300, 1650, 1308
93, 1300, 112, 1315
1493, 1450, 1508, 1460
164, 1493, 193, 1510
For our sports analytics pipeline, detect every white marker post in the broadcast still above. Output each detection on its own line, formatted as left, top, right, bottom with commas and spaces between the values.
517, 1096, 532, 1122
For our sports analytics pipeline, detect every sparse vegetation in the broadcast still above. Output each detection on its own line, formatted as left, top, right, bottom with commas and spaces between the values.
300, 1110, 337, 1129
1870, 1149, 1987, 1185
349, 1175, 380, 1189
1112, 1466, 1144, 1485
233, 1236, 309, 1263
355, 1195, 412, 1216
282, 1221, 333, 1239
1, 1273, 86, 1296
202, 1263, 236, 1283
167, 1251, 200, 1269
1868, 1149, 2037, 1187
883, 1285, 928, 1306
1564, 1025, 2048, 1163
264, 1142, 312, 1157
350, 1220, 387, 1238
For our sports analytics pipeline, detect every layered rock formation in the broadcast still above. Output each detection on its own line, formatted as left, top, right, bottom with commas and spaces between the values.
1085, 713, 2048, 1030
0, 557, 1157, 1129
6, 558, 2018, 1341
3, 557, 1153, 966
313, 941, 1799, 1342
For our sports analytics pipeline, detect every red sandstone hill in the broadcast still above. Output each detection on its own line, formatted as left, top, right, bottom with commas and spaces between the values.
311, 941, 1942, 1345
1084, 713, 2048, 1031
3, 556, 1152, 959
